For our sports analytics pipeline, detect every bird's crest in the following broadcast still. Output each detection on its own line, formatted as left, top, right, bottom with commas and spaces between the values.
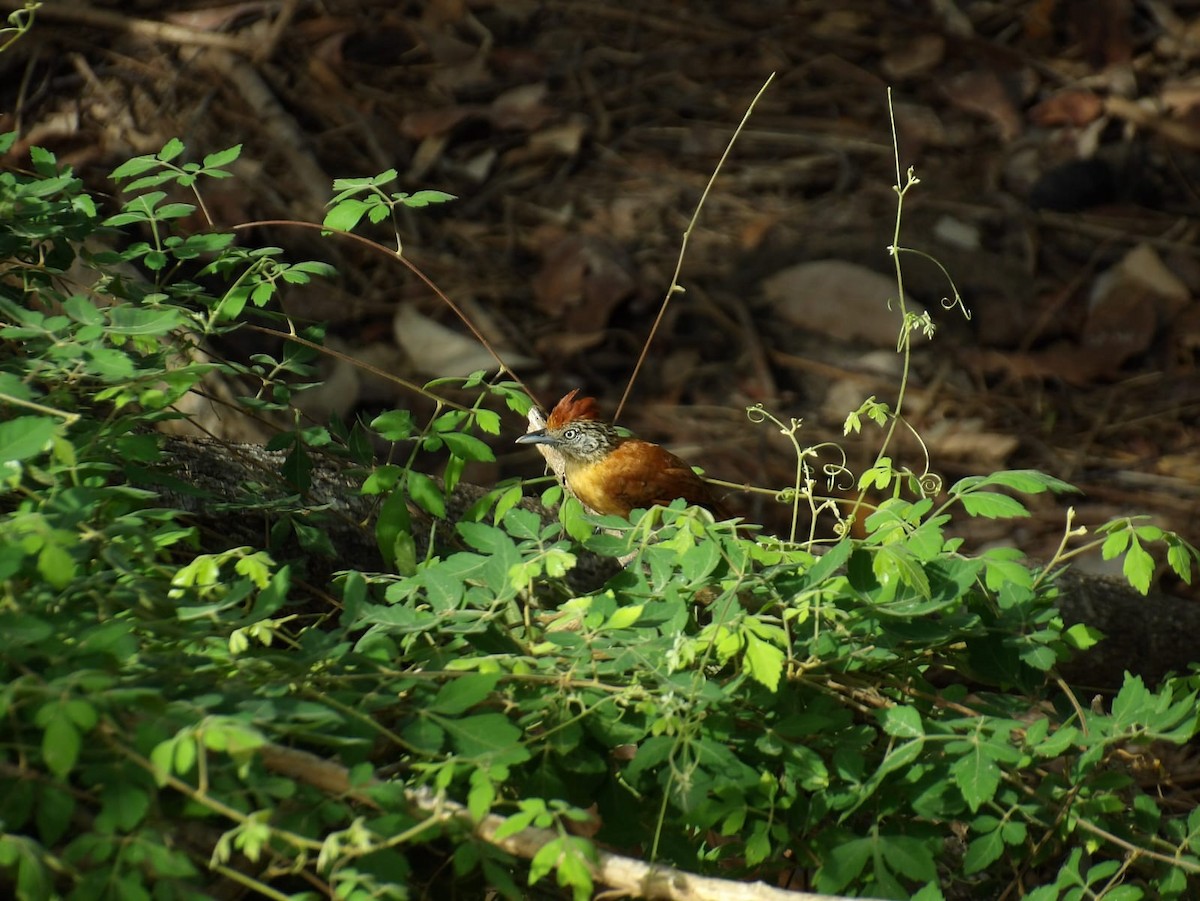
546, 389, 602, 429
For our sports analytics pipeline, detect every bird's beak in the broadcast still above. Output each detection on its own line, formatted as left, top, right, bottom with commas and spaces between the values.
516, 429, 557, 446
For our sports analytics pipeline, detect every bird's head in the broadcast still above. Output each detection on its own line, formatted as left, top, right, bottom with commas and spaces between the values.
516, 418, 618, 464
516, 389, 619, 464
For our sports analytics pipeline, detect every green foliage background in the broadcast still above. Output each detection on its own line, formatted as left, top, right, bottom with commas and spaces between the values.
1, 134, 1199, 901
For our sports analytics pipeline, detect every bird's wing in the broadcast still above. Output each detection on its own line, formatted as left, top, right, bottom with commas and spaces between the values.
601, 440, 722, 514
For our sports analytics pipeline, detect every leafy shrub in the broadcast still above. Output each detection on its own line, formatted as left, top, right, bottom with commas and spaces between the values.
1, 134, 1198, 901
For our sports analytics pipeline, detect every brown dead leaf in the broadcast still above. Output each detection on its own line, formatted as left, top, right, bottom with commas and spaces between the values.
923, 420, 1020, 465
738, 211, 781, 251
763, 260, 923, 348
503, 117, 588, 165
881, 34, 945, 79
534, 330, 607, 359
974, 345, 1122, 385
532, 235, 637, 331
1028, 90, 1105, 127
527, 118, 587, 156
400, 106, 480, 140
943, 70, 1023, 141
1157, 453, 1200, 482
489, 82, 553, 130
1162, 80, 1200, 118
422, 0, 467, 28
166, 3, 274, 31
1105, 96, 1200, 151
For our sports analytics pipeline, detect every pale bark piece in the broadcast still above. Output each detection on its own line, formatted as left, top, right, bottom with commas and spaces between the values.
1084, 243, 1192, 364
763, 260, 924, 347
393, 306, 534, 377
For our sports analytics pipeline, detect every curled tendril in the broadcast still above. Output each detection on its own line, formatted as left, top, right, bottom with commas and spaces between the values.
941, 293, 973, 320
918, 472, 943, 496
775, 488, 799, 504
823, 462, 855, 493
746, 403, 768, 424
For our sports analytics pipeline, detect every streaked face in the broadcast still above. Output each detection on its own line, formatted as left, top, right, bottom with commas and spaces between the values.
516, 421, 615, 463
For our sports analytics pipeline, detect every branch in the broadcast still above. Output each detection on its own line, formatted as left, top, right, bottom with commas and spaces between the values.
258, 744, 867, 901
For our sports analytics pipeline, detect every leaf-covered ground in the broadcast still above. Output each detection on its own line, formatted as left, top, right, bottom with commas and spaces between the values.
4, 0, 1199, 591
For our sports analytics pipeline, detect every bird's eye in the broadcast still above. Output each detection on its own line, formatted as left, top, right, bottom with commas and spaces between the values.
562, 427, 579, 440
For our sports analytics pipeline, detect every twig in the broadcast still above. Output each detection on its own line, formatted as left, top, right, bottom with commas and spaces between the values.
0, 0, 250, 50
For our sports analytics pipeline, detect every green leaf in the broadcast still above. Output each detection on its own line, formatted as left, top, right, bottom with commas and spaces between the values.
376, 487, 415, 575
372, 409, 414, 441
951, 745, 1001, 812
880, 705, 925, 739
441, 713, 529, 764
817, 836, 872, 893
911, 884, 946, 901
880, 834, 937, 882
156, 202, 195, 220
871, 738, 924, 783
38, 542, 77, 590
110, 155, 159, 180
63, 700, 98, 731
743, 632, 784, 692
805, 538, 853, 584
42, 715, 81, 778
401, 190, 457, 208
560, 496, 593, 543
963, 827, 1004, 874
604, 604, 643, 631
529, 836, 562, 886
959, 492, 1029, 519
1102, 530, 1130, 560
98, 784, 150, 832
0, 416, 57, 463
953, 470, 1077, 495
431, 673, 501, 716
745, 821, 772, 866
157, 137, 185, 162
402, 717, 445, 754
1063, 622, 1102, 651
1167, 538, 1195, 584
1122, 536, 1154, 595
323, 198, 370, 232
202, 144, 242, 168
468, 769, 496, 822
440, 431, 495, 462
1110, 673, 1149, 729
457, 521, 514, 557
408, 471, 446, 518
493, 483, 523, 524
474, 408, 501, 435
361, 464, 403, 495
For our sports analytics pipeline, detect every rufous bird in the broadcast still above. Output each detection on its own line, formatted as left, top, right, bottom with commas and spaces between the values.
516, 389, 726, 519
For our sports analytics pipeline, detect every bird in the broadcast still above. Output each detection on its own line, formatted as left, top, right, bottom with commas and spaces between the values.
516, 389, 726, 519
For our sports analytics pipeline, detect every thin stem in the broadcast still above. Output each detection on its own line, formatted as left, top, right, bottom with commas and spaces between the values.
614, 72, 775, 423
0, 391, 80, 424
